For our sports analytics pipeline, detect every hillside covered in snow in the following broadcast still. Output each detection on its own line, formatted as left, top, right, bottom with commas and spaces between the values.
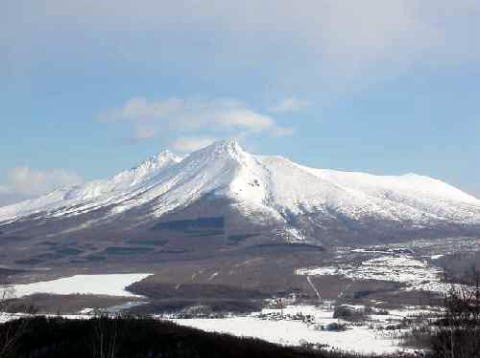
1, 139, 479, 253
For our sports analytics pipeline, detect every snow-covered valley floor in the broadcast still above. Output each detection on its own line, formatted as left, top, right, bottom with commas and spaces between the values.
1, 302, 435, 354
11, 273, 152, 298
166, 246, 461, 354
169, 304, 438, 355
296, 254, 449, 293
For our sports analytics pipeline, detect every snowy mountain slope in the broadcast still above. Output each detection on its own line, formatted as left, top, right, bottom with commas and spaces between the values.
1, 139, 479, 244
259, 156, 480, 225
0, 151, 182, 223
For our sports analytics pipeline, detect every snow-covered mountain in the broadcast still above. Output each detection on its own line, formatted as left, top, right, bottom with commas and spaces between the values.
1, 139, 480, 248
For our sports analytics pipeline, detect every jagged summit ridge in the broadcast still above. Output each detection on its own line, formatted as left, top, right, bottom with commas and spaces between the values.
187, 139, 247, 162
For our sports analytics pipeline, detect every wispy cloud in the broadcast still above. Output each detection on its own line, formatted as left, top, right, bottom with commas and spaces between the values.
132, 127, 158, 141
171, 137, 218, 152
269, 98, 309, 113
0, 167, 84, 206
98, 97, 294, 143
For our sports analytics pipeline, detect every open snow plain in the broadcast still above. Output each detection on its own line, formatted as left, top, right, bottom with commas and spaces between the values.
12, 273, 152, 297
171, 304, 438, 355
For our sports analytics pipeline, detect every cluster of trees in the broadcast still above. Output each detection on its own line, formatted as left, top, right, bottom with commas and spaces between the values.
431, 273, 480, 358
1, 277, 20, 357
0, 276, 38, 358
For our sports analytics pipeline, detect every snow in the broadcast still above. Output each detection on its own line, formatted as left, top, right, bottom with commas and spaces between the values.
0, 151, 182, 222
0, 304, 415, 355
207, 272, 219, 281
174, 317, 403, 354
78, 308, 95, 314
171, 304, 424, 354
12, 273, 152, 298
296, 255, 451, 293
296, 267, 339, 276
0, 313, 16, 324
1, 139, 480, 235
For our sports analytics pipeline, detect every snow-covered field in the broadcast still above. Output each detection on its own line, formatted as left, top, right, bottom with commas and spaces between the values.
171, 304, 433, 355
0, 302, 439, 355
12, 273, 152, 298
167, 250, 454, 354
296, 254, 451, 293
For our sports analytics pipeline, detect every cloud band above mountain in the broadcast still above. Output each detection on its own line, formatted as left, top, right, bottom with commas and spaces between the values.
97, 97, 294, 144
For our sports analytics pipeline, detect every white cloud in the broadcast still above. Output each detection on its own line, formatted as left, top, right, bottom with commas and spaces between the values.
216, 109, 274, 132
133, 126, 157, 140
269, 98, 309, 113
3, 167, 84, 198
98, 97, 184, 123
98, 97, 293, 143
171, 137, 218, 152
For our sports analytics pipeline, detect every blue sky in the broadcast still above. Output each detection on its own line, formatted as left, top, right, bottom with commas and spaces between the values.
1, 0, 479, 204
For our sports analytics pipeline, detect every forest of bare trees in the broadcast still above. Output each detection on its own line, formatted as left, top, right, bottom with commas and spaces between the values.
431, 271, 480, 358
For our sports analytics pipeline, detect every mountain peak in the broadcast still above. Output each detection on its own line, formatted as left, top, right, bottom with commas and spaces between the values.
210, 138, 242, 151
155, 150, 182, 166
133, 150, 181, 172
192, 139, 246, 160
